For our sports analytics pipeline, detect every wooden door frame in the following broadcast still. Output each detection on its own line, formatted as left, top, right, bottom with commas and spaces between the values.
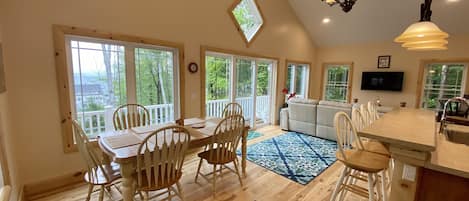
200, 46, 279, 123
415, 59, 469, 109
320, 62, 354, 103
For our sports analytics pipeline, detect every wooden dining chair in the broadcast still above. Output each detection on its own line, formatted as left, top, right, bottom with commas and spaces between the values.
113, 104, 150, 130
71, 120, 121, 201
330, 112, 389, 201
135, 125, 190, 201
194, 114, 245, 194
222, 102, 243, 118
367, 101, 380, 122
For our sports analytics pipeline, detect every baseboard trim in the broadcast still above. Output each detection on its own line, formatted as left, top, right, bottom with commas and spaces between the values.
23, 171, 85, 200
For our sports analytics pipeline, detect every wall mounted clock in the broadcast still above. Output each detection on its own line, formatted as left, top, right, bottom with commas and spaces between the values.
188, 62, 198, 73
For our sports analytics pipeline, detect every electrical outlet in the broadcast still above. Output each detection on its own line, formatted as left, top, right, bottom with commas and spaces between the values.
402, 164, 416, 182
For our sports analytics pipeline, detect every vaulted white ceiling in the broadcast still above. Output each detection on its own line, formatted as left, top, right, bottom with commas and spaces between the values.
288, 0, 469, 47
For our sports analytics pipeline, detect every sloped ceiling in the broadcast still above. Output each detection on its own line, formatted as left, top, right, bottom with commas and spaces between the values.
288, 0, 469, 47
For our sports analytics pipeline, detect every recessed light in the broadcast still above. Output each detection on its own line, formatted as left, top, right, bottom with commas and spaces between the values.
322, 18, 331, 24
447, 0, 460, 3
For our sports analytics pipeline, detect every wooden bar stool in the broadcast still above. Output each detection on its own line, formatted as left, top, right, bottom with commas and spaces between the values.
352, 107, 390, 157
355, 106, 393, 191
330, 112, 389, 201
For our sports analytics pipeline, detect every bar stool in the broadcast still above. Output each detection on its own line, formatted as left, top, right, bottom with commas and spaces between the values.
330, 112, 389, 201
352, 107, 390, 156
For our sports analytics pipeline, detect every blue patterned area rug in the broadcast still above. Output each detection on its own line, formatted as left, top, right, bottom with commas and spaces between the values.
238, 132, 337, 185
247, 131, 263, 140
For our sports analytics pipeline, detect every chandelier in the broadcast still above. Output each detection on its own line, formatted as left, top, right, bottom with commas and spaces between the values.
394, 0, 449, 51
322, 0, 357, 13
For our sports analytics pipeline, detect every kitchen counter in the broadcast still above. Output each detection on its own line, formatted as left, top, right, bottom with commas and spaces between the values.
426, 133, 469, 179
358, 108, 469, 201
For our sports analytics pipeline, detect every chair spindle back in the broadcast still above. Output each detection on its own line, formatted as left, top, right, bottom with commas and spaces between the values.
334, 112, 363, 161
113, 104, 150, 130
136, 125, 190, 190
367, 101, 379, 122
222, 103, 243, 118
352, 107, 366, 132
71, 120, 109, 183
207, 115, 245, 163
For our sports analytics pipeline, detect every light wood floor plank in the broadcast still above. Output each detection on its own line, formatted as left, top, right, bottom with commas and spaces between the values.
31, 126, 366, 201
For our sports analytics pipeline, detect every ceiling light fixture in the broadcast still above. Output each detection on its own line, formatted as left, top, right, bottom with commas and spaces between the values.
394, 0, 449, 51
322, 17, 331, 24
321, 0, 357, 13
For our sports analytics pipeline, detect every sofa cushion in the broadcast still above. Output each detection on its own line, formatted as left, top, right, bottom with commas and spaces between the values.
288, 120, 316, 136
316, 105, 352, 127
288, 102, 317, 123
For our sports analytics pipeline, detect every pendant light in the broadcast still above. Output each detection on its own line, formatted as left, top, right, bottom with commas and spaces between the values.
395, 0, 449, 51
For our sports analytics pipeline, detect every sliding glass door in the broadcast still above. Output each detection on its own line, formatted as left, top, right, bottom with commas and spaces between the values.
235, 58, 255, 125
205, 52, 275, 128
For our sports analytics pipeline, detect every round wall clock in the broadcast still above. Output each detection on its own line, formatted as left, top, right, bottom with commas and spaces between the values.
188, 62, 198, 73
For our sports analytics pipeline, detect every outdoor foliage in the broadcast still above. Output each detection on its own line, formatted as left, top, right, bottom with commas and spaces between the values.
232, 0, 262, 41
205, 56, 271, 100
325, 66, 349, 102
423, 64, 464, 109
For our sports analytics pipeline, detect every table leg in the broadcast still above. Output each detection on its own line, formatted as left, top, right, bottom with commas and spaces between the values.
242, 128, 247, 177
120, 162, 135, 201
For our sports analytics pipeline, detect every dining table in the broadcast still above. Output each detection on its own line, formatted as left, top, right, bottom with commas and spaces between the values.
97, 117, 250, 201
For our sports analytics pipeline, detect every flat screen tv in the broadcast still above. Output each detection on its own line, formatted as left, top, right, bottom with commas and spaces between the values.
361, 72, 404, 91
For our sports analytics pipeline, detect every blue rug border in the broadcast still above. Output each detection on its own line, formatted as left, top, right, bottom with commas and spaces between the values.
238, 131, 338, 185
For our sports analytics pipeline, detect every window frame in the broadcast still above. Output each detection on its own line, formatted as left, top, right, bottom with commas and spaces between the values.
320, 62, 354, 103
285, 60, 311, 99
53, 25, 185, 153
417, 59, 469, 109
228, 0, 266, 47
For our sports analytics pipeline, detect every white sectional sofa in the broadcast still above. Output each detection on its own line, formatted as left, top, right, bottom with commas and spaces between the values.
280, 98, 353, 141
316, 101, 353, 141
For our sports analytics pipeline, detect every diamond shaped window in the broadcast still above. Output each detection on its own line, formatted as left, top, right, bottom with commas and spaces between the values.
230, 0, 264, 46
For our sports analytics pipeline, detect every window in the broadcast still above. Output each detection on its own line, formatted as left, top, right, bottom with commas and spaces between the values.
322, 63, 352, 103
68, 37, 180, 138
420, 63, 467, 110
204, 50, 276, 128
286, 62, 310, 98
230, 0, 264, 45
53, 25, 184, 152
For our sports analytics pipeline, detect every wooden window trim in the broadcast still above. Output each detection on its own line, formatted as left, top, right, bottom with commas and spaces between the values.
53, 25, 185, 153
228, 0, 266, 48
200, 45, 279, 120
284, 60, 312, 99
415, 59, 469, 109
320, 62, 354, 103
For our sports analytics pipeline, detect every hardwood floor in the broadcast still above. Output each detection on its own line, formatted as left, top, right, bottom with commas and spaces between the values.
30, 126, 365, 201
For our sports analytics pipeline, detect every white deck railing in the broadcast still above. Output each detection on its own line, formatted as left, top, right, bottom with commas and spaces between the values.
78, 95, 270, 136
206, 95, 270, 122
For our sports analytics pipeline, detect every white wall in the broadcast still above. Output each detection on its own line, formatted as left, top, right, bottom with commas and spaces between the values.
1, 0, 316, 186
313, 35, 469, 108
